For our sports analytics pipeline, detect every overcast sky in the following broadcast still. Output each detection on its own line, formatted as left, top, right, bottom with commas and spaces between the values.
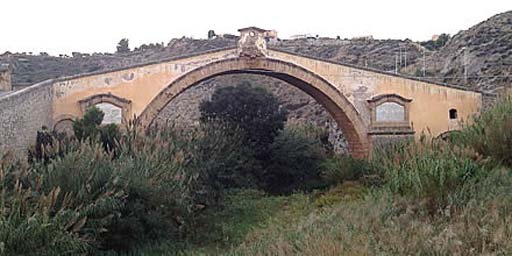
1, 0, 510, 55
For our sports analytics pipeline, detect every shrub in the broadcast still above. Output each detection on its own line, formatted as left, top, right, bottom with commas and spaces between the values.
264, 125, 330, 194
199, 82, 287, 160
321, 155, 381, 186
2, 121, 246, 254
73, 106, 120, 152
34, 143, 125, 250
99, 123, 250, 251
116, 38, 130, 53
453, 97, 512, 166
188, 121, 259, 193
0, 151, 106, 255
377, 138, 489, 213
28, 126, 71, 163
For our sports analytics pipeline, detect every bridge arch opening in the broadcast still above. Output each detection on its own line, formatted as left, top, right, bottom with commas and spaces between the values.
137, 58, 370, 158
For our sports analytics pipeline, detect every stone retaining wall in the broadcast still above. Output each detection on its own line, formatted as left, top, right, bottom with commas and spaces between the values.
0, 80, 54, 156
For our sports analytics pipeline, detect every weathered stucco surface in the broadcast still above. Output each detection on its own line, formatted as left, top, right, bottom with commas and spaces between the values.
52, 48, 238, 121
268, 50, 482, 137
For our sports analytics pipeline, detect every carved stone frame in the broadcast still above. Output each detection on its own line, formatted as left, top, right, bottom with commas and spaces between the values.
237, 27, 268, 58
78, 93, 132, 124
367, 94, 414, 135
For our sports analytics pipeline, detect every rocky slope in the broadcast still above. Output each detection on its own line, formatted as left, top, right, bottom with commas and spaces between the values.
404, 11, 512, 93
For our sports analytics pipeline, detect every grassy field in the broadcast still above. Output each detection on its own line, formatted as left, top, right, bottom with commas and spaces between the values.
130, 166, 512, 256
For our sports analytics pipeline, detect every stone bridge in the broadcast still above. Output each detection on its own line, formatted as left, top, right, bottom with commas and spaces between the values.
0, 27, 485, 158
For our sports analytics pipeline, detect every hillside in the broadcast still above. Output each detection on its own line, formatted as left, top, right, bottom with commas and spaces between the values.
0, 36, 423, 87
405, 10, 512, 93
0, 37, 237, 86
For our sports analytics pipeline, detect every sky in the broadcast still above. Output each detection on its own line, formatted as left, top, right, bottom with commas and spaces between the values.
0, 0, 510, 55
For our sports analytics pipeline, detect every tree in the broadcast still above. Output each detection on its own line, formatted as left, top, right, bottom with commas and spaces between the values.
208, 30, 216, 39
435, 34, 450, 49
199, 82, 287, 159
265, 125, 330, 194
73, 106, 120, 152
116, 38, 130, 53
421, 33, 451, 51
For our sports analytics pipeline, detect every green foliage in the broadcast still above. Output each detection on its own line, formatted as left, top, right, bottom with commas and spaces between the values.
35, 144, 125, 249
222, 172, 512, 256
0, 152, 100, 255
28, 126, 71, 163
377, 139, 489, 212
199, 83, 335, 194
73, 106, 120, 152
264, 125, 330, 194
314, 182, 365, 207
100, 126, 198, 251
2, 121, 248, 254
199, 82, 287, 159
421, 33, 451, 51
452, 97, 512, 166
188, 121, 259, 193
321, 155, 381, 186
115, 190, 313, 255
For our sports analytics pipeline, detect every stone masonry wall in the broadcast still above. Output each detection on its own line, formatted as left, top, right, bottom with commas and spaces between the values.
0, 67, 12, 92
0, 81, 54, 156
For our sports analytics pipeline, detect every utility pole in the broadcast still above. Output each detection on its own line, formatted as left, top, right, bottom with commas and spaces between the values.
404, 46, 407, 70
395, 53, 398, 74
423, 49, 426, 77
463, 47, 469, 84
398, 44, 402, 68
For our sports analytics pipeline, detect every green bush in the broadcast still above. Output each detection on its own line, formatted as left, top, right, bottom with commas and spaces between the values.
264, 125, 330, 194
95, 123, 249, 251
0, 152, 98, 255
28, 126, 73, 163
2, 121, 248, 254
35, 143, 125, 250
199, 82, 287, 160
453, 97, 512, 166
73, 106, 121, 152
321, 155, 381, 186
377, 139, 489, 212
187, 121, 259, 194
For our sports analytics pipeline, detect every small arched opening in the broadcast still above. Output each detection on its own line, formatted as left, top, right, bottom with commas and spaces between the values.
449, 108, 458, 120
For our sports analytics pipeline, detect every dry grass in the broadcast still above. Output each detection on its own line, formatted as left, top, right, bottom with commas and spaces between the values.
225, 169, 512, 255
